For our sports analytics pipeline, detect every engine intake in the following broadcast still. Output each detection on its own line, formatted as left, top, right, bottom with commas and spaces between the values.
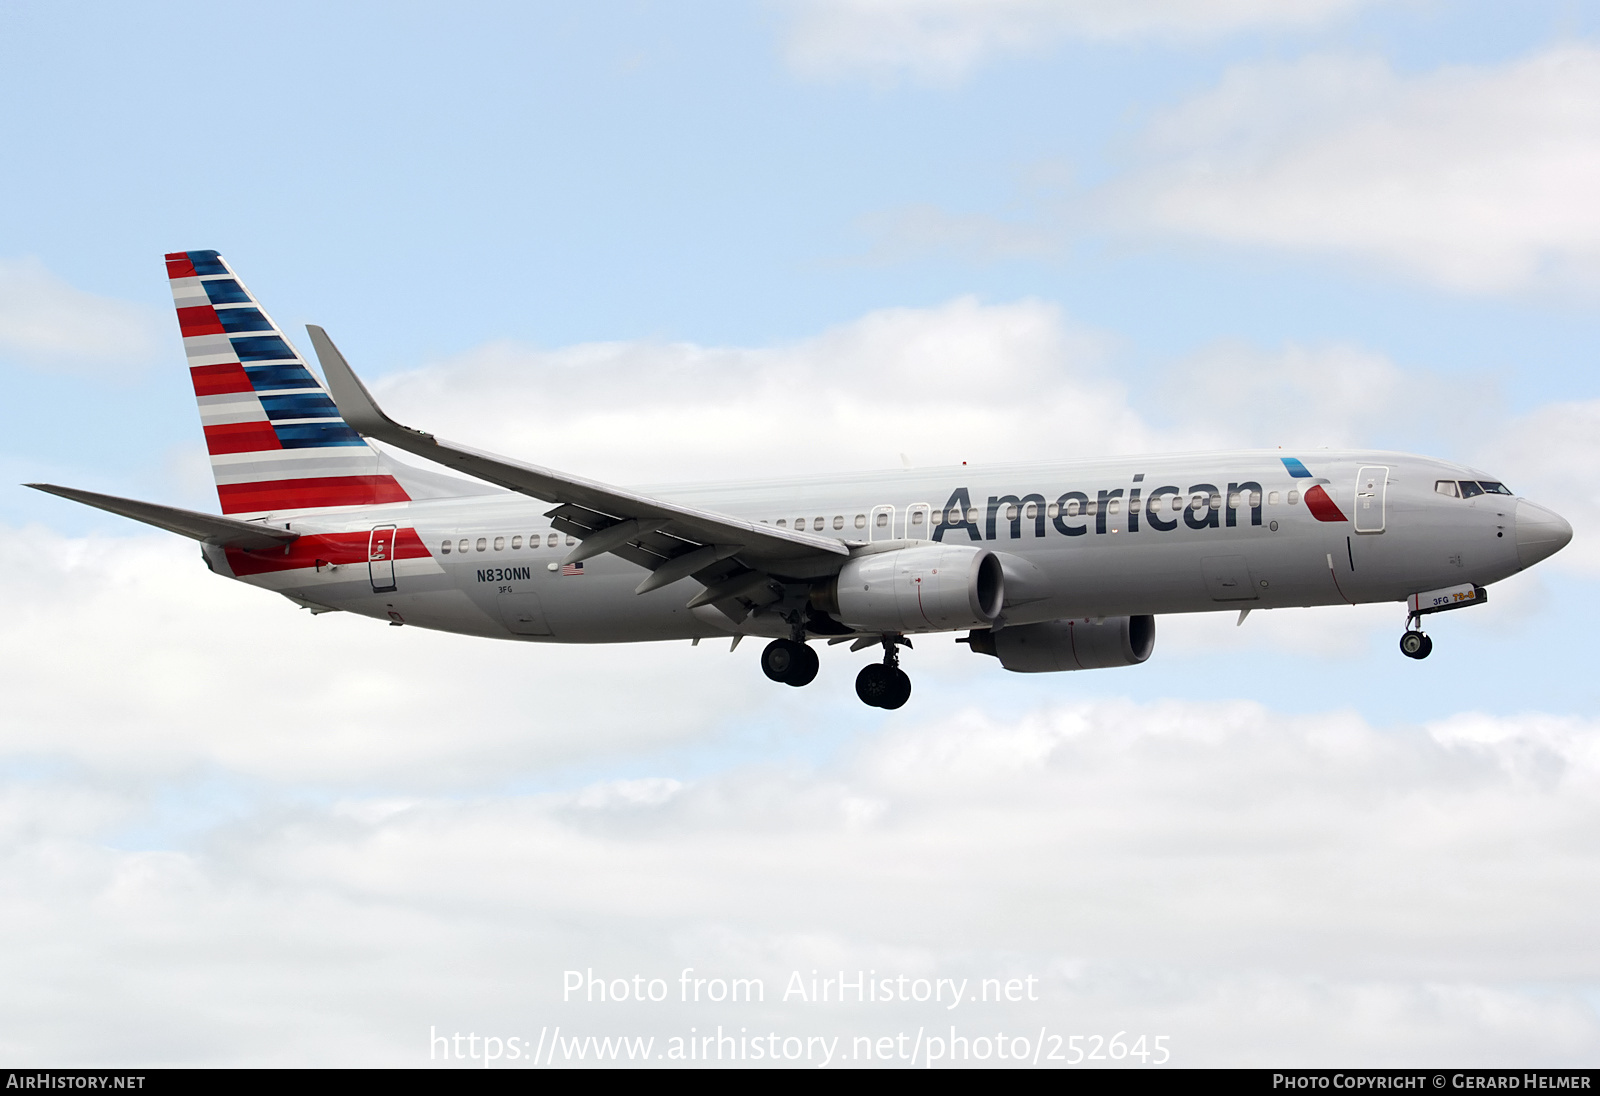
966, 616, 1155, 673
813, 545, 1003, 633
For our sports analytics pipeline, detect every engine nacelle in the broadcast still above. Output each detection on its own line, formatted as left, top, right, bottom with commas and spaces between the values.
967, 616, 1155, 673
815, 545, 1004, 633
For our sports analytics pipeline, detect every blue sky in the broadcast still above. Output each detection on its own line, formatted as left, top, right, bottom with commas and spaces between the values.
4, 0, 1600, 1067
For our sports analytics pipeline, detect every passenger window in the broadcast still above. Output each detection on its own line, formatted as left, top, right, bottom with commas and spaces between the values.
1047, 502, 1059, 518
855, 514, 866, 529
776, 519, 786, 528
1435, 480, 1459, 498
511, 536, 522, 550
547, 533, 559, 547
566, 536, 576, 546
1004, 504, 1017, 521
1459, 480, 1484, 499
1268, 491, 1280, 505
1250, 491, 1262, 508
796, 517, 806, 529
1065, 499, 1080, 516
833, 515, 844, 530
440, 540, 452, 554
911, 511, 924, 525
876, 512, 888, 528
1288, 491, 1300, 505
476, 538, 487, 552
967, 508, 980, 523
493, 536, 505, 551
1108, 500, 1120, 515
1024, 502, 1038, 520
458, 539, 469, 553
1086, 501, 1098, 516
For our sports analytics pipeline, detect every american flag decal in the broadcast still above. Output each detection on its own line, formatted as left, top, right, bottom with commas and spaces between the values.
561, 561, 585, 576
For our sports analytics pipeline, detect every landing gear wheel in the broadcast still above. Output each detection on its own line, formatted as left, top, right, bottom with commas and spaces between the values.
856, 664, 893, 707
881, 668, 911, 710
1399, 630, 1433, 660
855, 664, 912, 708
761, 639, 819, 686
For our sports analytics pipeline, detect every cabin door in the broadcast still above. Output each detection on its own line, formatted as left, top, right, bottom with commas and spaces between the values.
1354, 466, 1389, 534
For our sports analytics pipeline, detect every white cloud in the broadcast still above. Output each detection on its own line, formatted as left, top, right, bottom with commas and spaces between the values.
3, 699, 1599, 1063
0, 257, 164, 372
783, 0, 1384, 83
1108, 47, 1600, 295
371, 297, 1184, 484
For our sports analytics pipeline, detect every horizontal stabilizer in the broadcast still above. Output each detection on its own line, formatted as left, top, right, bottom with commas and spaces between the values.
26, 483, 299, 550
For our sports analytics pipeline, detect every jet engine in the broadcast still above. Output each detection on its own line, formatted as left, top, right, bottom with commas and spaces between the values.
812, 544, 1004, 633
965, 615, 1155, 673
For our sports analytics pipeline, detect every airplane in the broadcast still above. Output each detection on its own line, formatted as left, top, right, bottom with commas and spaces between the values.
26, 250, 1574, 709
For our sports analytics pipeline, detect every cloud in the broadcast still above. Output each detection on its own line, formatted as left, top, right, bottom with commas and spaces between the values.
1107, 47, 1600, 295
0, 257, 165, 373
3, 698, 1599, 1063
370, 297, 1184, 483
782, 0, 1384, 83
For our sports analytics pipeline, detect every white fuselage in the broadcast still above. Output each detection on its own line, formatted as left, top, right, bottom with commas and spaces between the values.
204, 449, 1538, 645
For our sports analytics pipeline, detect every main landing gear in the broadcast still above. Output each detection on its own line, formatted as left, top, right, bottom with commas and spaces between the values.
856, 636, 912, 710
1399, 629, 1433, 660
761, 638, 819, 687
759, 632, 914, 708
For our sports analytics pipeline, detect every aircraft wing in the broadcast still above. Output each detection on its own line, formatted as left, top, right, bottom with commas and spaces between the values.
25, 483, 299, 551
307, 326, 848, 608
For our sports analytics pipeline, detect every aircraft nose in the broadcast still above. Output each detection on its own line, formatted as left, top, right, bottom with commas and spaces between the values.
1515, 499, 1573, 569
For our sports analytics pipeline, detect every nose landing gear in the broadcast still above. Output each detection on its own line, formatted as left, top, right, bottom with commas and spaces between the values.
856, 636, 912, 709
761, 638, 819, 686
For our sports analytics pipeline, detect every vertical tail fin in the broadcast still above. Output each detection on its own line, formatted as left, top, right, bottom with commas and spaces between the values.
165, 249, 411, 517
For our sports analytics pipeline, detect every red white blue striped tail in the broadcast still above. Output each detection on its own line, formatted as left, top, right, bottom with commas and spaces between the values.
166, 250, 411, 517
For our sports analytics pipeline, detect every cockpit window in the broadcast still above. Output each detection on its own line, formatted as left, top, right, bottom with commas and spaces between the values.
1478, 481, 1513, 496
1458, 480, 1484, 499
1434, 480, 1459, 498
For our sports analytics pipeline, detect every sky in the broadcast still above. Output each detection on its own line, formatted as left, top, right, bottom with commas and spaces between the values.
2, 0, 1600, 1068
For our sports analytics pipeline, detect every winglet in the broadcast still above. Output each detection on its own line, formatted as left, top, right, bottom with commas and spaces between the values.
305, 325, 435, 444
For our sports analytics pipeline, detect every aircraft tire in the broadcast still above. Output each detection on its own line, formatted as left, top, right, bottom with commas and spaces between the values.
762, 639, 804, 683
785, 643, 819, 687
880, 668, 912, 710
1399, 630, 1429, 659
855, 663, 893, 707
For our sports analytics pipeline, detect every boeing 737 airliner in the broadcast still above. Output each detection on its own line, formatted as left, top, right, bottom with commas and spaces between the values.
27, 251, 1574, 708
